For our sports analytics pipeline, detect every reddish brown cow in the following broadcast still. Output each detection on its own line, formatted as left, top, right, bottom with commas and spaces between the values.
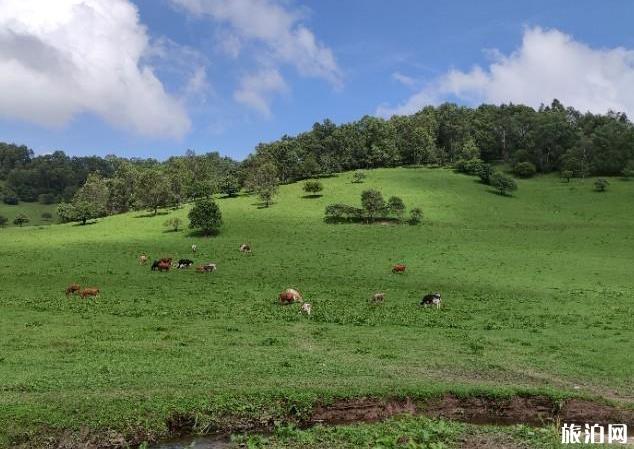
279, 288, 302, 304
80, 288, 100, 299
157, 261, 171, 272
159, 257, 172, 264
65, 283, 80, 296
392, 264, 406, 273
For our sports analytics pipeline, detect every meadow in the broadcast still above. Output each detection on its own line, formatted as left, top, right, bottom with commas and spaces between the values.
0, 201, 57, 227
0, 167, 632, 448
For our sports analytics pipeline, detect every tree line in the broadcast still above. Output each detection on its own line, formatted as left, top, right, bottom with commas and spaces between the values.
1, 98, 633, 222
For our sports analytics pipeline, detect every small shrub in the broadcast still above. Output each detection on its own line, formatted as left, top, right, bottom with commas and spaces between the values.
491, 173, 518, 196
409, 207, 423, 225
560, 170, 574, 182
386, 196, 406, 221
0, 215, 7, 227
13, 213, 30, 227
455, 158, 483, 175
351, 170, 366, 183
163, 217, 183, 232
41, 212, 53, 221
594, 178, 609, 192
302, 180, 323, 196
477, 164, 495, 185
513, 161, 537, 178
325, 203, 363, 221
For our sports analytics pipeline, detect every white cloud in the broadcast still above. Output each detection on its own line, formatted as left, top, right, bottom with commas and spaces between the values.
392, 72, 417, 88
171, 0, 342, 113
0, 0, 190, 138
378, 27, 634, 118
234, 68, 287, 116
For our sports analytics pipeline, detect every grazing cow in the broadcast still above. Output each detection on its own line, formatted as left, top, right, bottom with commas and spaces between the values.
177, 259, 194, 269
392, 264, 407, 273
371, 292, 385, 304
279, 288, 302, 304
151, 260, 160, 271
159, 257, 172, 264
196, 263, 217, 273
138, 254, 148, 265
191, 244, 197, 253
420, 292, 442, 309
299, 303, 312, 316
157, 261, 171, 272
239, 243, 252, 254
80, 288, 100, 299
65, 283, 81, 296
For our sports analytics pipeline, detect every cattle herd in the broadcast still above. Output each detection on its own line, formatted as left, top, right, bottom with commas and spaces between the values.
65, 247, 442, 311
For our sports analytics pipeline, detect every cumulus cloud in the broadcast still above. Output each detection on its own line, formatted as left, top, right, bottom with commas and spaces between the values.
0, 0, 190, 138
378, 27, 634, 118
392, 72, 417, 88
234, 68, 287, 116
171, 0, 342, 113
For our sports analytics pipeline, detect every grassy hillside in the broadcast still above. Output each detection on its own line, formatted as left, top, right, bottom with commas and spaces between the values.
0, 201, 58, 227
0, 167, 632, 447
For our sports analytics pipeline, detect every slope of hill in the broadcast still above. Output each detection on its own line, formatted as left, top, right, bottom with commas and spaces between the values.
1, 167, 632, 447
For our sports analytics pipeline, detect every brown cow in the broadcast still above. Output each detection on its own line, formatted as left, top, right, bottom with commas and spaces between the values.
371, 292, 385, 303
392, 264, 406, 273
80, 288, 100, 299
65, 283, 81, 296
157, 261, 171, 272
159, 257, 172, 264
279, 288, 302, 304
138, 254, 148, 265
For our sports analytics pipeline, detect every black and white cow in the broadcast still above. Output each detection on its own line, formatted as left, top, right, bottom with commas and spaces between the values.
420, 292, 442, 309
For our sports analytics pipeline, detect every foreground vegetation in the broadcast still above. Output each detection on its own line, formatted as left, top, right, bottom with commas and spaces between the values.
1, 168, 633, 447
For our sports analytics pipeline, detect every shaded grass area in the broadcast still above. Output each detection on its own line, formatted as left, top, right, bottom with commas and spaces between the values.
0, 168, 633, 447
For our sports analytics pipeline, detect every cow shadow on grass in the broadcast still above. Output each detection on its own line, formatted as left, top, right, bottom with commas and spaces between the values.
250, 202, 275, 209
301, 194, 323, 199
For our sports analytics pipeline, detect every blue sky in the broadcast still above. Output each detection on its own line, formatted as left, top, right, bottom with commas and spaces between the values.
1, 0, 634, 160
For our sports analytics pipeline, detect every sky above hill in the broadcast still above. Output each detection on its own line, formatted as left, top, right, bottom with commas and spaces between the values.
1, 0, 634, 160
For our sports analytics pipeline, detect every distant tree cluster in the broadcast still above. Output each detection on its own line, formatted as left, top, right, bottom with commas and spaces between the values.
325, 190, 421, 224
247, 100, 634, 182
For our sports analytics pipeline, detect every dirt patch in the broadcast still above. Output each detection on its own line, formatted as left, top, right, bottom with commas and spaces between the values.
307, 395, 634, 428
310, 397, 417, 425
423, 395, 556, 426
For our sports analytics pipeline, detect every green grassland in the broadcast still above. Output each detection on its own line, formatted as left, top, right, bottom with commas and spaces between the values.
0, 201, 58, 227
0, 167, 633, 447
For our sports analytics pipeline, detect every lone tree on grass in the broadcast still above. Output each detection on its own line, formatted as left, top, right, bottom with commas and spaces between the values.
247, 162, 279, 207
57, 173, 110, 225
303, 180, 323, 197
13, 213, 29, 227
189, 198, 222, 235
491, 173, 517, 196
352, 170, 367, 183
361, 189, 385, 222
594, 178, 609, 192
164, 217, 183, 232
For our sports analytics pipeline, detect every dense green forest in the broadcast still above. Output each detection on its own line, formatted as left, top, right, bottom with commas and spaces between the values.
1, 99, 633, 217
